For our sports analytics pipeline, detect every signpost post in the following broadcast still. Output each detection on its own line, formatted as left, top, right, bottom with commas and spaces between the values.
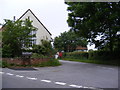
22, 52, 32, 66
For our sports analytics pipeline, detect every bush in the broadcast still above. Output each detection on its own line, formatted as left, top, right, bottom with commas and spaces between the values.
31, 53, 48, 58
32, 40, 54, 56
63, 52, 88, 60
1, 58, 61, 67
2, 45, 12, 58
1, 61, 10, 68
88, 50, 120, 60
32, 59, 61, 67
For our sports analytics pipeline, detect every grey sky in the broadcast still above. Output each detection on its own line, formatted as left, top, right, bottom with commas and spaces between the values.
0, 0, 95, 50
0, 0, 69, 38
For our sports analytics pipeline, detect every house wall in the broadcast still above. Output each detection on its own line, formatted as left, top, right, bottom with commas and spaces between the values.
20, 11, 52, 45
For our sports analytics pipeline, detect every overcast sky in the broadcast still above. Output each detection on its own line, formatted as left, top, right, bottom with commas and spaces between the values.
0, 0, 96, 50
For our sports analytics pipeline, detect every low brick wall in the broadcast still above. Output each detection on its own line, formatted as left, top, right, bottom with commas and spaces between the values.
2, 58, 50, 65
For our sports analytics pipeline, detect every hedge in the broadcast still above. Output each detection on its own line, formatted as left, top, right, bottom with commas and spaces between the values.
88, 50, 119, 61
63, 52, 88, 60
63, 50, 119, 61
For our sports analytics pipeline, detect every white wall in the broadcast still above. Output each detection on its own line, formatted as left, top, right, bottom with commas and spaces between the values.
20, 10, 52, 45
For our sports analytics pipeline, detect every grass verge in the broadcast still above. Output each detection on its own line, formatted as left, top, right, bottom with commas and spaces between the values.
62, 58, 118, 66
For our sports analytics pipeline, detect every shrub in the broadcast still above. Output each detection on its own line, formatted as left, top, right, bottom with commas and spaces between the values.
1, 61, 10, 68
88, 50, 120, 60
63, 52, 88, 60
2, 45, 13, 58
31, 53, 50, 58
33, 59, 61, 67
32, 40, 54, 56
31, 53, 45, 58
1, 58, 61, 67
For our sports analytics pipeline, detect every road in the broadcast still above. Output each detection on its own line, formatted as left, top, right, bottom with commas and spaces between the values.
1, 60, 119, 89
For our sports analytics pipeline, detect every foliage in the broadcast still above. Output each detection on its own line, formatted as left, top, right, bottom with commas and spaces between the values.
2, 44, 12, 57
33, 59, 61, 67
2, 19, 37, 57
62, 58, 118, 66
88, 50, 120, 60
32, 40, 53, 56
66, 2, 120, 52
54, 30, 87, 52
31, 53, 49, 58
1, 61, 10, 68
63, 52, 88, 60
62, 50, 119, 66
1, 59, 61, 68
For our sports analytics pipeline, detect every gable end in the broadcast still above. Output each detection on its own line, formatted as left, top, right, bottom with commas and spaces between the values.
19, 9, 52, 36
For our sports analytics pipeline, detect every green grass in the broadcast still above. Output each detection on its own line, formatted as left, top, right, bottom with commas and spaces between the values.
62, 58, 118, 66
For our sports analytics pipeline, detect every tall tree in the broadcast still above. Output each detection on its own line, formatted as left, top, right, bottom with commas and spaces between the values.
2, 19, 37, 57
66, 2, 120, 52
54, 30, 87, 52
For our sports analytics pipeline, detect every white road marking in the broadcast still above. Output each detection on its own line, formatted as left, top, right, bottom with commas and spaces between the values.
97, 66, 115, 70
16, 75, 24, 78
107, 68, 115, 70
26, 77, 37, 80
41, 80, 51, 83
6, 73, 14, 76
83, 86, 90, 89
0, 72, 4, 74
88, 87, 97, 90
3, 71, 98, 89
69, 84, 83, 88
55, 82, 66, 85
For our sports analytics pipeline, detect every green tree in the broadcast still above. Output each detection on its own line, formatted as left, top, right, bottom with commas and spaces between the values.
54, 30, 87, 52
32, 40, 53, 56
66, 2, 120, 52
2, 19, 37, 57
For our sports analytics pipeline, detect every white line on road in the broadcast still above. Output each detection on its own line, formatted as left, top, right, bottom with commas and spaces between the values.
6, 73, 14, 76
69, 84, 83, 88
26, 77, 37, 80
55, 82, 66, 85
3, 71, 99, 89
97, 66, 115, 70
83, 86, 91, 89
107, 68, 115, 70
41, 80, 51, 83
88, 87, 97, 90
16, 75, 24, 78
0, 72, 4, 74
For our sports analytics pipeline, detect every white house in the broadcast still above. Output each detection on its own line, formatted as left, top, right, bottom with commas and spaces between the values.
19, 9, 52, 46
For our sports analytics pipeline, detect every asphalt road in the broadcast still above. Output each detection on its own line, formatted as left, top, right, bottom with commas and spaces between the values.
1, 60, 119, 89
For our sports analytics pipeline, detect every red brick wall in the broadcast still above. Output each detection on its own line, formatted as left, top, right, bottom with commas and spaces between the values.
2, 58, 50, 65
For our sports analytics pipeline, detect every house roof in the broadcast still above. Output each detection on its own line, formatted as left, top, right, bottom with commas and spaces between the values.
19, 9, 52, 36
76, 46, 87, 50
